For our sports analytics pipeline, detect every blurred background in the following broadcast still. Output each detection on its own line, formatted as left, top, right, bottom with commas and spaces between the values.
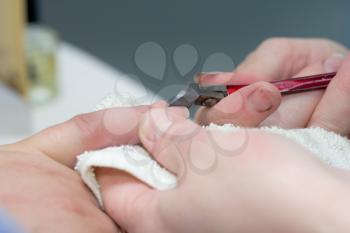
40, 0, 350, 84
0, 0, 349, 143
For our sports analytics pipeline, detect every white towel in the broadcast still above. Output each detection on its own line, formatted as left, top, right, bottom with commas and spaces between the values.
75, 95, 350, 207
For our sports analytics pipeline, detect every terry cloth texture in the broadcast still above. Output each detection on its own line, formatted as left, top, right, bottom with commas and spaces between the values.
75, 95, 350, 207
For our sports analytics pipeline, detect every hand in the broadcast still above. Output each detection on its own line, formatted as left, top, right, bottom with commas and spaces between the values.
96, 105, 350, 233
0, 106, 152, 233
195, 38, 350, 135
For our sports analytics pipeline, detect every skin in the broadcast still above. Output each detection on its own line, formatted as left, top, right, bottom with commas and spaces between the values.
96, 39, 350, 232
195, 38, 350, 135
97, 105, 350, 233
0, 150, 117, 233
0, 106, 157, 233
0, 38, 350, 232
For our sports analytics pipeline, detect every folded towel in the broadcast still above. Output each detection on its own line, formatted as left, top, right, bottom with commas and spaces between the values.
75, 145, 177, 206
75, 95, 350, 207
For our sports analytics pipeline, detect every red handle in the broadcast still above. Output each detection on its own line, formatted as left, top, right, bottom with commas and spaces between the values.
227, 72, 337, 95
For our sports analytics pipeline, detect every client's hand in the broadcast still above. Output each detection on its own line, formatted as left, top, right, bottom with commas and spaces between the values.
0, 106, 157, 233
97, 105, 350, 233
195, 38, 350, 135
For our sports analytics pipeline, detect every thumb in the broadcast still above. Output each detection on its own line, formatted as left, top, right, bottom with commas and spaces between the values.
195, 81, 281, 126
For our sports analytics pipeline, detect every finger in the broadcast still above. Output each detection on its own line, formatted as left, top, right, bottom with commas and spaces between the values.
323, 53, 346, 73
139, 106, 251, 179
262, 53, 345, 128
195, 81, 282, 126
308, 54, 350, 135
139, 106, 200, 174
236, 38, 346, 80
260, 62, 327, 127
2, 104, 187, 168
195, 72, 262, 86
95, 105, 190, 232
96, 168, 159, 233
196, 38, 347, 85
1, 106, 149, 168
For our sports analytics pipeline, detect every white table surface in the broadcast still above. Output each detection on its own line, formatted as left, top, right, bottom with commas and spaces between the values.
0, 43, 149, 144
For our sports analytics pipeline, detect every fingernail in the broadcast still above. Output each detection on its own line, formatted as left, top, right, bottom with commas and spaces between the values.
247, 87, 274, 112
167, 107, 190, 120
195, 72, 234, 85
139, 113, 157, 148
194, 72, 222, 83
152, 100, 168, 108
324, 53, 345, 73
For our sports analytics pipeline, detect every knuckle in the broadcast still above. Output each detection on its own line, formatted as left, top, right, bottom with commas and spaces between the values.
255, 37, 294, 66
336, 74, 350, 93
321, 38, 339, 47
260, 37, 292, 50
310, 115, 340, 133
318, 38, 348, 52
71, 113, 98, 138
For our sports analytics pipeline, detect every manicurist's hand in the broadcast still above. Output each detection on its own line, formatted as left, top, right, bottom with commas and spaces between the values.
0, 105, 158, 233
97, 104, 350, 233
195, 38, 350, 135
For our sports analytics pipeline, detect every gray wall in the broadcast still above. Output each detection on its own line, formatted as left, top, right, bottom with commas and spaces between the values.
40, 0, 350, 95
